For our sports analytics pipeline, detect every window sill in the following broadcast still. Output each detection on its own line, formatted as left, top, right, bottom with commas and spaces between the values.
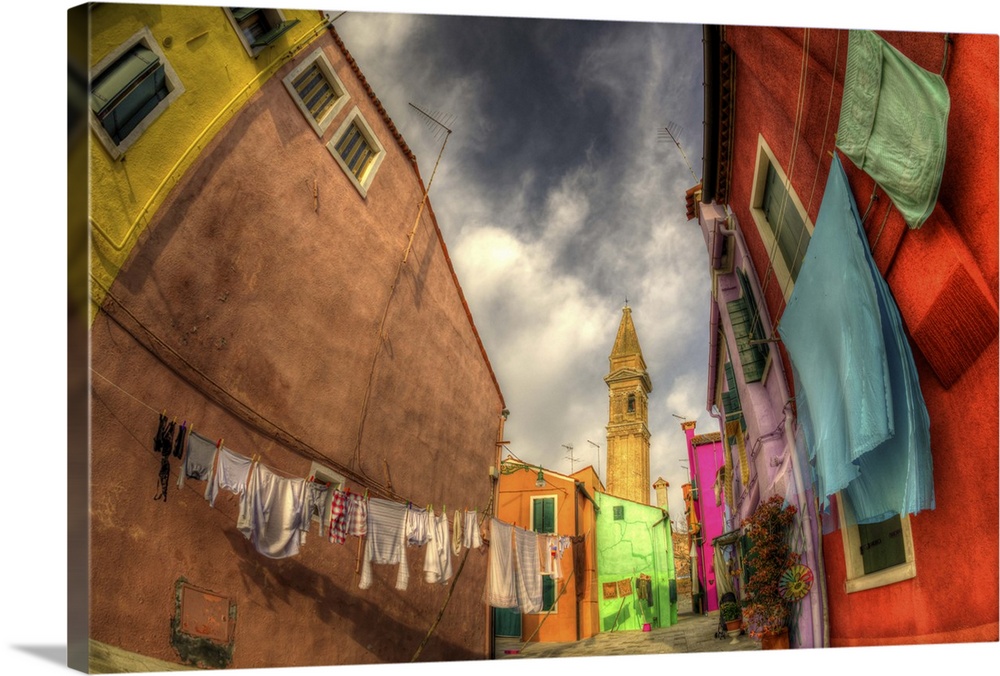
845, 560, 916, 594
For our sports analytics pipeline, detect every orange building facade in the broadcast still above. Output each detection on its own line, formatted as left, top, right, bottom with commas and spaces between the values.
495, 458, 603, 643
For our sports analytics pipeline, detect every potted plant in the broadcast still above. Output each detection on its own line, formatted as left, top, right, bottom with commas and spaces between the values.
720, 600, 742, 631
740, 495, 798, 648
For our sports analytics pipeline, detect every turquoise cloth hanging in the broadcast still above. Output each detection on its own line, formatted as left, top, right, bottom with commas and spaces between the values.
778, 156, 934, 524
836, 29, 950, 229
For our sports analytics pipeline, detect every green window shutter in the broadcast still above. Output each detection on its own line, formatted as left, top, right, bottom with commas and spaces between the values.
721, 361, 743, 421
762, 163, 810, 282
727, 294, 765, 383
533, 497, 555, 533
90, 45, 168, 144
737, 268, 770, 369
231, 8, 258, 22
250, 19, 300, 47
541, 575, 555, 611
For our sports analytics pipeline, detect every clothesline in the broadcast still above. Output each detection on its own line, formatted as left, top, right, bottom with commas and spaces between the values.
91, 366, 490, 516
93, 368, 585, 615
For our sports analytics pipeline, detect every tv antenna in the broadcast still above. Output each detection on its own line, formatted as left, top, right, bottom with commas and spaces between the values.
562, 444, 577, 474
587, 440, 601, 483
658, 121, 699, 184
399, 102, 454, 265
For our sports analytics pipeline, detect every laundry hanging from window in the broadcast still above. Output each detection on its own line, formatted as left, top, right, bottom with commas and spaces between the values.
778, 155, 934, 524
836, 29, 951, 229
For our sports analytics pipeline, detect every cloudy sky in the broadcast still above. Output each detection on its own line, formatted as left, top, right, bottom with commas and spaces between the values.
332, 9, 712, 523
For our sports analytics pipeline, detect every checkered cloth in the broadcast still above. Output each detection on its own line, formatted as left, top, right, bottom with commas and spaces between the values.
328, 490, 368, 543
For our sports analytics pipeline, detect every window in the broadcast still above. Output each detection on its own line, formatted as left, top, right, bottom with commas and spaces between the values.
749, 135, 814, 300
612, 505, 624, 521
838, 492, 916, 593
225, 7, 299, 58
531, 496, 557, 612
282, 49, 348, 137
627, 394, 636, 413
89, 27, 184, 159
728, 267, 770, 383
308, 461, 344, 525
328, 109, 386, 197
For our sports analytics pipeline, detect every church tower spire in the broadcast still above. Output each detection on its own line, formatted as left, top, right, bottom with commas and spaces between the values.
604, 304, 652, 504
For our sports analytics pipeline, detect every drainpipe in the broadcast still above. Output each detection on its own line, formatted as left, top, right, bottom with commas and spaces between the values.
574, 481, 581, 641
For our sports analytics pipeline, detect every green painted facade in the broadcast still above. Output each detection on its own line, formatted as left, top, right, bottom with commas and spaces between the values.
595, 492, 678, 632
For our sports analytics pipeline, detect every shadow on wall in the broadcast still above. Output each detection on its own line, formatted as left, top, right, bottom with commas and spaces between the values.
219, 528, 480, 665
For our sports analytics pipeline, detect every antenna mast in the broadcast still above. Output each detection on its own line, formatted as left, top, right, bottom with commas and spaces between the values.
562, 444, 577, 474
658, 121, 700, 184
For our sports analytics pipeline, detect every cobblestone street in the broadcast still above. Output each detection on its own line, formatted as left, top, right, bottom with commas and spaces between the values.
494, 606, 760, 659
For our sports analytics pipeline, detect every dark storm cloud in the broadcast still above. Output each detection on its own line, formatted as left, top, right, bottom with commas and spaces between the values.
336, 10, 712, 519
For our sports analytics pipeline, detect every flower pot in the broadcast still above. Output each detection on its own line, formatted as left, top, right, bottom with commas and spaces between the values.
761, 627, 789, 650
725, 619, 742, 631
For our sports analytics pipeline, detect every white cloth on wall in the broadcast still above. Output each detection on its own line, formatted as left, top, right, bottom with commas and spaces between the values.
236, 464, 307, 559
485, 518, 517, 608
405, 505, 429, 546
424, 511, 454, 585
206, 447, 253, 507
463, 509, 483, 550
514, 526, 543, 614
360, 498, 410, 591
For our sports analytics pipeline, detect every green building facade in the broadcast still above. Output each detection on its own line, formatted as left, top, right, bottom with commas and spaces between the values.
595, 492, 678, 632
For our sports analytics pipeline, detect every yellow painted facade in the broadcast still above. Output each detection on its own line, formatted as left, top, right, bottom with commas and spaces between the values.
86, 4, 328, 319
604, 305, 652, 505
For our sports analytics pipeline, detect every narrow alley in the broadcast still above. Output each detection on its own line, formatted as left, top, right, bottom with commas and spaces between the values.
495, 601, 759, 659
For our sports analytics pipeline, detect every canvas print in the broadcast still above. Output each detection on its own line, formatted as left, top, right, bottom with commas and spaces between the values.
67, 2, 999, 673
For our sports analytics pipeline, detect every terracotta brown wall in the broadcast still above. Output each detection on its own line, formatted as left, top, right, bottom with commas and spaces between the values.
89, 30, 504, 668
723, 26, 998, 646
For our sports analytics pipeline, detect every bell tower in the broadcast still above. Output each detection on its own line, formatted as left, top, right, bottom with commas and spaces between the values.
604, 303, 652, 504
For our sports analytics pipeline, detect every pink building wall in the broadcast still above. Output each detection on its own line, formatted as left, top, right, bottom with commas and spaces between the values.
683, 423, 727, 613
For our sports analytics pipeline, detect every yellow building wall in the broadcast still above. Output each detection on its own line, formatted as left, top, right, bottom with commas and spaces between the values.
87, 4, 327, 318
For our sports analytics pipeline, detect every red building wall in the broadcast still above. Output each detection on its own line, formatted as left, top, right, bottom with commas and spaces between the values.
722, 25, 998, 646
88, 29, 505, 668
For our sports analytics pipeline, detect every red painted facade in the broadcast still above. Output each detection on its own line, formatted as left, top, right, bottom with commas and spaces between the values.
715, 26, 998, 647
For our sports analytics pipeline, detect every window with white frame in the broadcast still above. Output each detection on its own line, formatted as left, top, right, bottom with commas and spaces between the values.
837, 491, 916, 593
531, 495, 558, 612
748, 134, 814, 300
224, 7, 299, 59
328, 109, 386, 197
307, 461, 345, 526
282, 49, 348, 137
89, 26, 185, 160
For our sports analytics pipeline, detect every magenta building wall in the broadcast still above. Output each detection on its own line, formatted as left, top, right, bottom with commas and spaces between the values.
683, 424, 727, 613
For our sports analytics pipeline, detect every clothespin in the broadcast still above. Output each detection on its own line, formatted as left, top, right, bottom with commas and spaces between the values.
217, 438, 224, 449
443, 504, 446, 515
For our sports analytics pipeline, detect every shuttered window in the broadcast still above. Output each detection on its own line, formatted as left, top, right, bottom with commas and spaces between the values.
727, 288, 766, 383
292, 63, 337, 123
90, 45, 167, 145
227, 8, 299, 57
532, 497, 555, 533
762, 162, 810, 283
335, 123, 376, 182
